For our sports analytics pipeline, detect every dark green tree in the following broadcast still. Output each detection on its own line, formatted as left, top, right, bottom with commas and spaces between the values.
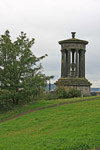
0, 30, 53, 105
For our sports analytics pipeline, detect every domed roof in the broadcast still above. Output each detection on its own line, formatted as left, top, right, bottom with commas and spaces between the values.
59, 32, 88, 45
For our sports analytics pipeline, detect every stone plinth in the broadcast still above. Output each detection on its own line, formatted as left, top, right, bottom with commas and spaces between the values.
55, 77, 92, 96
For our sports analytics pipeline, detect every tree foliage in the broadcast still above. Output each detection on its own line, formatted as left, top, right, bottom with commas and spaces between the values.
0, 30, 52, 107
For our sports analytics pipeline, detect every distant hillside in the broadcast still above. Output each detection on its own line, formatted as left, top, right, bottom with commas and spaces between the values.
46, 84, 100, 92
46, 83, 56, 91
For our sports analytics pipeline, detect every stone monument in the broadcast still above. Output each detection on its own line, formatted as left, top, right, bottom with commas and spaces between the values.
55, 32, 92, 96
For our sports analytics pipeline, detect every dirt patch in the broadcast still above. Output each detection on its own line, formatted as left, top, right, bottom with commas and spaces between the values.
0, 97, 100, 124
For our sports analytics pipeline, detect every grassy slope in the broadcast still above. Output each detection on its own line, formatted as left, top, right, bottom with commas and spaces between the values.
0, 96, 99, 122
0, 96, 100, 150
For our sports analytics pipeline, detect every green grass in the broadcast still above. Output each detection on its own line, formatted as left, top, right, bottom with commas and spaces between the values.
0, 96, 99, 122
0, 96, 100, 150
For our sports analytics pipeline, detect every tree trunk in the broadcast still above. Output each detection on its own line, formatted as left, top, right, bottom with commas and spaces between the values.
15, 98, 19, 105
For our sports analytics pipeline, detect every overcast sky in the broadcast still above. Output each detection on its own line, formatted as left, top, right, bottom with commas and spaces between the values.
0, 0, 100, 87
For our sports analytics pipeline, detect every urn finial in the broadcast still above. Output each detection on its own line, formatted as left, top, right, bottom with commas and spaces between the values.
71, 32, 76, 38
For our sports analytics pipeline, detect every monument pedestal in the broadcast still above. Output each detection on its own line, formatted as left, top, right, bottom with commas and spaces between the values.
55, 78, 92, 96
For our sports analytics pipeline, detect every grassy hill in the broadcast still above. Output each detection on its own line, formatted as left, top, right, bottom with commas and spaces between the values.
0, 96, 100, 150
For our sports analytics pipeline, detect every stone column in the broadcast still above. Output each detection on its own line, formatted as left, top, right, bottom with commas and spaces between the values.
76, 49, 79, 77
61, 50, 64, 77
82, 50, 85, 77
79, 50, 82, 77
61, 49, 67, 77
67, 49, 71, 77
79, 49, 85, 78
66, 50, 68, 77
64, 50, 67, 77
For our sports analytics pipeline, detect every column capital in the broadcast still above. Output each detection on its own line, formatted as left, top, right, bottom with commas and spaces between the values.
81, 49, 86, 54
67, 48, 71, 51
77, 48, 79, 51
61, 49, 67, 52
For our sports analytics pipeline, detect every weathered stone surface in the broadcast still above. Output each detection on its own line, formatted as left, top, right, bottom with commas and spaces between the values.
61, 43, 86, 49
55, 77, 91, 96
55, 78, 91, 86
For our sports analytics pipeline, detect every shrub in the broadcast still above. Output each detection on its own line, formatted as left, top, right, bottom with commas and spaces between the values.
68, 88, 81, 98
42, 88, 81, 100
41, 91, 56, 100
55, 87, 68, 99
0, 90, 13, 110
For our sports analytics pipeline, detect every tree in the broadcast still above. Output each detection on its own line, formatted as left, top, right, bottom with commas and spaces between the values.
0, 30, 53, 106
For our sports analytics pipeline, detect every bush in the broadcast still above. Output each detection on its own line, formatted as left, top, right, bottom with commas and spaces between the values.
54, 87, 81, 99
68, 88, 81, 98
43, 87, 81, 100
55, 87, 68, 99
0, 90, 13, 110
40, 91, 55, 100
0, 89, 29, 110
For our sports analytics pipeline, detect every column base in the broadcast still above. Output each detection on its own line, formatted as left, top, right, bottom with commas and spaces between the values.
55, 77, 92, 96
